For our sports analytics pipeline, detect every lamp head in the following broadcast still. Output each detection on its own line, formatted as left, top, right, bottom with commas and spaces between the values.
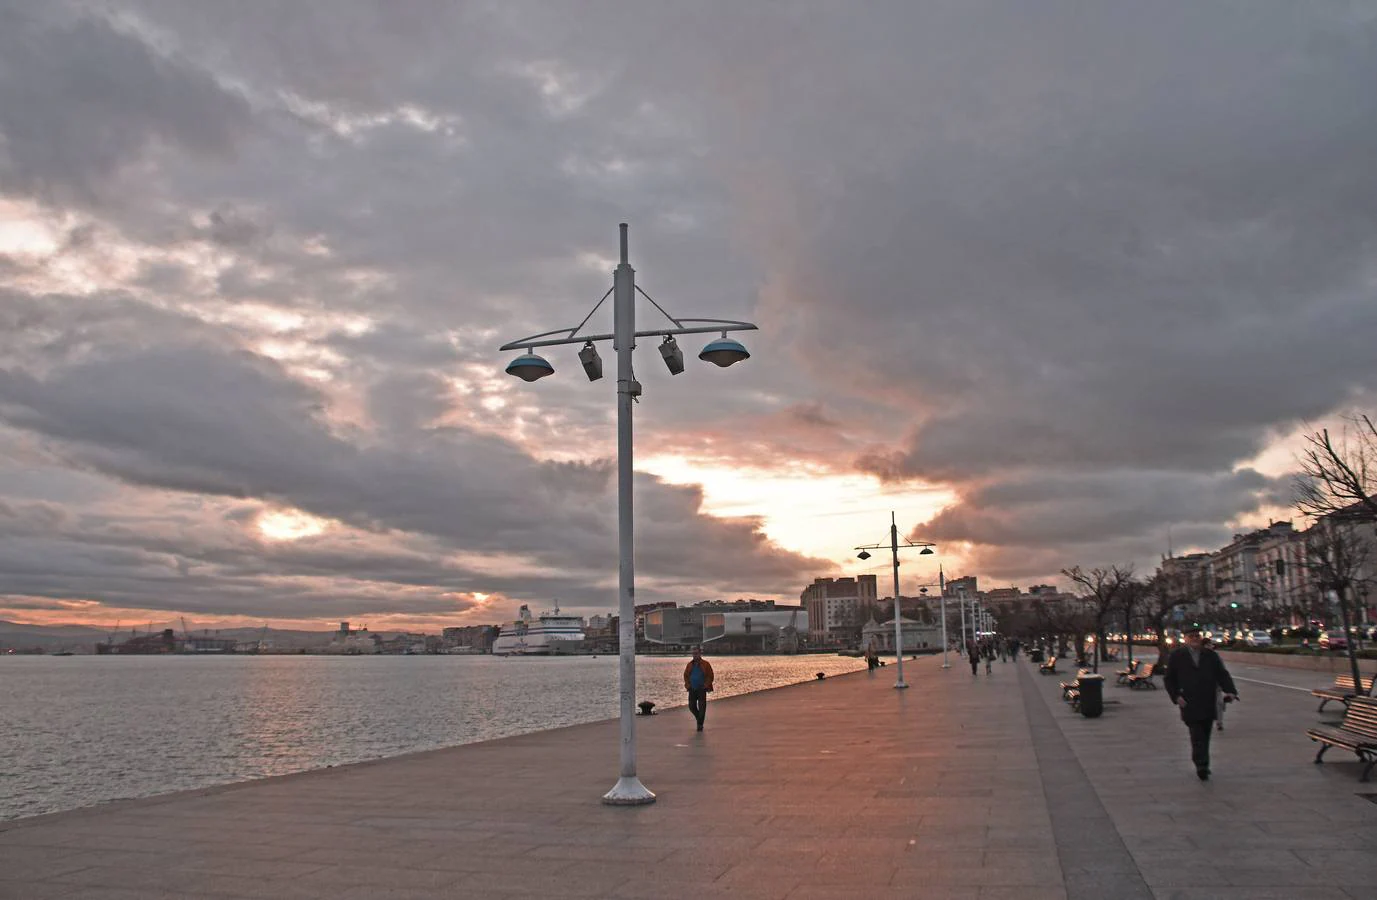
578, 341, 603, 381
505, 351, 554, 383
659, 335, 685, 375
856, 550, 871, 561
920, 546, 934, 555
699, 334, 750, 367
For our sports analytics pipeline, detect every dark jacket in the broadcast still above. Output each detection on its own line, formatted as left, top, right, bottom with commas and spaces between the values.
1164, 646, 1238, 723
683, 658, 714, 692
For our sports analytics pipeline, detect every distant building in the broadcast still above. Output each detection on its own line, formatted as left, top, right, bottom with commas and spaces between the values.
800, 575, 878, 643
945, 575, 978, 598
442, 625, 497, 652
862, 615, 942, 653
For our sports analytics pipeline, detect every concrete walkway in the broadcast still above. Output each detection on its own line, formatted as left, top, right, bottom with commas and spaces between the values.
2, 653, 1376, 900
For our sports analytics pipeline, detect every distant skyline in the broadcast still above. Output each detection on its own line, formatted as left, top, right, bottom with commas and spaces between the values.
2, 2, 1375, 631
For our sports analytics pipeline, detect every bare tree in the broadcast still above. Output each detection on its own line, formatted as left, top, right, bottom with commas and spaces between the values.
1114, 578, 1149, 669
1061, 565, 1135, 672
1033, 596, 1091, 660
1300, 516, 1374, 695
1297, 414, 1377, 522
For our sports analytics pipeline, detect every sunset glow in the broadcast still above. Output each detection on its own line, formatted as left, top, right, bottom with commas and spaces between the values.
256, 510, 329, 542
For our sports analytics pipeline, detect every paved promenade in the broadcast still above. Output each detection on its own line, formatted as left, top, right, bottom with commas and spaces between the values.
3, 653, 1377, 900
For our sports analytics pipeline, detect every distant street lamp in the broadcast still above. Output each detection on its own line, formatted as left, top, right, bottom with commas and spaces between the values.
499, 224, 758, 806
854, 513, 935, 689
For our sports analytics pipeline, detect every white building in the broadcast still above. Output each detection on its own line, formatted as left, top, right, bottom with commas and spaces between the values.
862, 615, 942, 653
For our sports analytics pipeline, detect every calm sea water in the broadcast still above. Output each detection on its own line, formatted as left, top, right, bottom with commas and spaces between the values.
0, 653, 865, 820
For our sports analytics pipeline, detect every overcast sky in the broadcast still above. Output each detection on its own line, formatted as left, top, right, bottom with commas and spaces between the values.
2, 1, 1374, 630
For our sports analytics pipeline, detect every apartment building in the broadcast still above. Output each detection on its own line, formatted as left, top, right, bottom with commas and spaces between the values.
800, 575, 878, 641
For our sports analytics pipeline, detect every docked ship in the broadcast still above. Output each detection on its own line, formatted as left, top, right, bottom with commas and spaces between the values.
491, 603, 585, 656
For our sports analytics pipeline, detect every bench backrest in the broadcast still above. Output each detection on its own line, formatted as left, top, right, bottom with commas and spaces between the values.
1334, 674, 1376, 693
1135, 663, 1154, 678
1339, 696, 1377, 740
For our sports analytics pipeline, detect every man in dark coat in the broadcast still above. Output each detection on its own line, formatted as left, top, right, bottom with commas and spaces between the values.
1164, 624, 1239, 780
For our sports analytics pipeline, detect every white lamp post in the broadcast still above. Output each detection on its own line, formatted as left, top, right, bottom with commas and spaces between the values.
939, 564, 949, 668
855, 512, 935, 689
959, 586, 968, 652
499, 224, 757, 805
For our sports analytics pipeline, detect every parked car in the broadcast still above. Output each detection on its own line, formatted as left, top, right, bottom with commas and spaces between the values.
1245, 630, 1272, 647
1319, 629, 1348, 651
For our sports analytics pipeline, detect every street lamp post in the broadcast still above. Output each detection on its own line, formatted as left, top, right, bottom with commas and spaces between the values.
958, 586, 968, 653
939, 564, 949, 668
855, 513, 934, 689
499, 224, 757, 806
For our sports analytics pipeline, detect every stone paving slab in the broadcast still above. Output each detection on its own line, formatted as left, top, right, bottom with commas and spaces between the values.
2, 652, 1375, 900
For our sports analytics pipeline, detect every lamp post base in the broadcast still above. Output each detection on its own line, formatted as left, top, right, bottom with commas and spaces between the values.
602, 777, 657, 806
893, 681, 909, 689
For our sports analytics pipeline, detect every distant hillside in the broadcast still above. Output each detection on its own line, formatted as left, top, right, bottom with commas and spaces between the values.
0, 621, 337, 652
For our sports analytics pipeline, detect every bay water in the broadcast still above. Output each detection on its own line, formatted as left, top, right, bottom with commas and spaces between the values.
0, 653, 866, 820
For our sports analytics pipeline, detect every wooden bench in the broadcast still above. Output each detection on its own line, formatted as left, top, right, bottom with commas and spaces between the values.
1311, 674, 1375, 712
1039, 656, 1058, 675
1125, 662, 1157, 689
1115, 659, 1141, 685
1061, 669, 1092, 707
1308, 695, 1377, 781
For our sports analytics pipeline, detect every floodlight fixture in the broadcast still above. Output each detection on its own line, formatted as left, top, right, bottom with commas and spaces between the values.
658, 335, 685, 375
578, 341, 604, 382
505, 351, 554, 383
857, 550, 871, 561
699, 333, 750, 367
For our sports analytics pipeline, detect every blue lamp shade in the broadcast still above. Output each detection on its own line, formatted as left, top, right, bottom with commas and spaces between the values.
505, 352, 554, 382
698, 337, 750, 367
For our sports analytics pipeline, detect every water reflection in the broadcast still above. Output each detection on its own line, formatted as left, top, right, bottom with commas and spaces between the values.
0, 653, 866, 819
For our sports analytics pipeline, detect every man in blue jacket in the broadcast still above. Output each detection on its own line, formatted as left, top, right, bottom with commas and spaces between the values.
1164, 624, 1239, 781
683, 646, 715, 732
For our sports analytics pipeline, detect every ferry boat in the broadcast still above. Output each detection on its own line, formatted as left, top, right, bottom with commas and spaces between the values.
491, 603, 585, 656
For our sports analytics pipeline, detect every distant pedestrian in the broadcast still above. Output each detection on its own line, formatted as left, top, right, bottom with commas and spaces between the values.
984, 642, 993, 675
966, 639, 979, 675
865, 643, 879, 671
684, 646, 715, 732
1164, 624, 1239, 781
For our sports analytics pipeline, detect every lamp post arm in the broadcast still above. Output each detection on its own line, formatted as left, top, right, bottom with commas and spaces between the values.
854, 540, 935, 552
500, 321, 758, 353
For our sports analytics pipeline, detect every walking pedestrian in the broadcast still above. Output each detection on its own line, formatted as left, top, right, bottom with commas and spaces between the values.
683, 646, 714, 732
984, 642, 993, 675
1163, 624, 1239, 781
966, 639, 979, 676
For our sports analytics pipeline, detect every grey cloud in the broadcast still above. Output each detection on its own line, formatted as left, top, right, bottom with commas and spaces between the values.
0, 344, 823, 617
0, 2, 251, 206
2, 0, 1374, 618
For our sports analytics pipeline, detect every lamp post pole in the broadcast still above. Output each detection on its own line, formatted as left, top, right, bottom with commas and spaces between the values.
959, 587, 968, 652
497, 223, 758, 806
939, 565, 949, 668
854, 515, 933, 690
888, 513, 906, 689
606, 225, 651, 805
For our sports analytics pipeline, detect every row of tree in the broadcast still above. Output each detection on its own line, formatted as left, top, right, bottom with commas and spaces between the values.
1004, 416, 1376, 691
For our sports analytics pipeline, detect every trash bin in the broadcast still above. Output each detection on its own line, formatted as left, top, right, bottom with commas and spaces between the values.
1030, 648, 1044, 663
1077, 674, 1105, 718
